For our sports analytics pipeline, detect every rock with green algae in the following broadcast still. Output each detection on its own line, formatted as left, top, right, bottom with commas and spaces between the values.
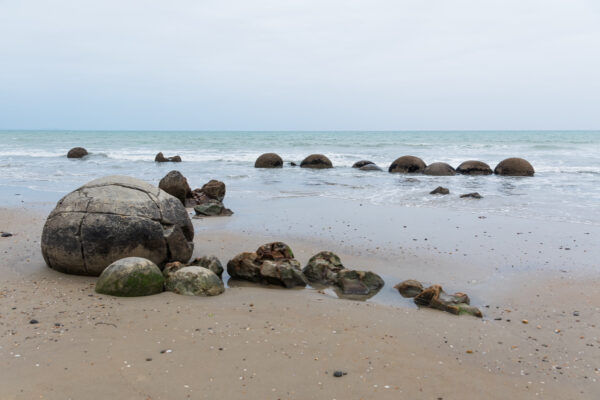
335, 269, 384, 296
413, 284, 482, 317
302, 251, 345, 285
95, 257, 164, 297
165, 266, 224, 296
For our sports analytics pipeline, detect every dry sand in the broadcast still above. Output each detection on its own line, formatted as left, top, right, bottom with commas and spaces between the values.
1, 207, 599, 399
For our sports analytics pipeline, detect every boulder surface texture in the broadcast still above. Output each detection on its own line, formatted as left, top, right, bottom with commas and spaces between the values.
95, 257, 164, 297
456, 160, 492, 175
302, 251, 345, 285
388, 156, 426, 173
67, 147, 88, 158
165, 266, 224, 296
300, 154, 333, 169
41, 175, 194, 276
494, 158, 534, 176
255, 153, 283, 168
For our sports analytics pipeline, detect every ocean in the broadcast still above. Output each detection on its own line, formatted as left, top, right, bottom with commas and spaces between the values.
1, 130, 599, 225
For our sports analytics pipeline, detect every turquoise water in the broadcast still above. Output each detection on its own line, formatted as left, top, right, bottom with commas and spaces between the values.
1, 130, 599, 224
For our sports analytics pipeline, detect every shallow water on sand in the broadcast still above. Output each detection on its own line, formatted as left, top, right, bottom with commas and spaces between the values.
1, 130, 599, 225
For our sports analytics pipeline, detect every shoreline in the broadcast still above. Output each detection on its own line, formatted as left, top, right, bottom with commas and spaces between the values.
1, 205, 599, 399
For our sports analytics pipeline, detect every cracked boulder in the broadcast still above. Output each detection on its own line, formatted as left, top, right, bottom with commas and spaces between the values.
41, 175, 194, 276
227, 242, 308, 288
302, 251, 345, 285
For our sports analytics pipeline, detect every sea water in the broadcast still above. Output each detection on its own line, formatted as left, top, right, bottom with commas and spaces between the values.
0, 130, 598, 225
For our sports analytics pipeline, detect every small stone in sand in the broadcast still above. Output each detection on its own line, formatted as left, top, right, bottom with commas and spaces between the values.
29, 319, 39, 324
333, 371, 346, 377
1, 232, 13, 237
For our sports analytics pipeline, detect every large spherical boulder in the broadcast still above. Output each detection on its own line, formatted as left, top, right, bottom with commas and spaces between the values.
388, 156, 426, 173
67, 147, 88, 159
41, 175, 194, 276
300, 154, 333, 169
494, 158, 534, 176
456, 160, 492, 175
255, 153, 283, 168
159, 171, 191, 206
423, 162, 456, 176
95, 257, 165, 297
165, 266, 224, 296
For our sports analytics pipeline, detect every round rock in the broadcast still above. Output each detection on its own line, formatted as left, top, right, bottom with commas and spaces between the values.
388, 156, 426, 173
352, 160, 374, 169
423, 162, 456, 176
67, 147, 88, 159
95, 257, 164, 297
300, 154, 333, 169
494, 158, 534, 176
41, 175, 194, 276
159, 170, 191, 206
255, 153, 283, 168
165, 266, 224, 296
456, 160, 492, 175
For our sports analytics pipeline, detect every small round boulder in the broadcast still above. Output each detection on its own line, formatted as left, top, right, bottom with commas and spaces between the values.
300, 154, 333, 169
67, 147, 88, 159
388, 156, 426, 173
95, 257, 164, 297
255, 153, 283, 168
494, 158, 534, 176
159, 170, 191, 206
456, 160, 492, 175
165, 266, 225, 296
423, 162, 456, 176
352, 160, 374, 169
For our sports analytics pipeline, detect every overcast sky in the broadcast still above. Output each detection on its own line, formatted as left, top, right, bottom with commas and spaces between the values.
1, 0, 599, 130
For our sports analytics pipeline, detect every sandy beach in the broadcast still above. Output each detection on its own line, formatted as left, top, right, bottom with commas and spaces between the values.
1, 203, 598, 400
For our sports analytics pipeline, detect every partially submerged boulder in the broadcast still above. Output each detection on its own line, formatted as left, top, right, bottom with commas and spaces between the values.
456, 160, 492, 175
227, 242, 307, 288
165, 266, 224, 296
67, 147, 88, 159
460, 192, 482, 199
41, 175, 194, 276
359, 164, 383, 171
302, 251, 345, 285
188, 256, 224, 279
95, 257, 164, 297
159, 171, 191, 206
414, 284, 482, 317
155, 152, 182, 162
394, 279, 423, 298
494, 158, 534, 176
352, 160, 374, 169
255, 153, 283, 168
423, 162, 456, 176
430, 186, 449, 195
335, 269, 384, 296
300, 154, 333, 169
388, 156, 426, 173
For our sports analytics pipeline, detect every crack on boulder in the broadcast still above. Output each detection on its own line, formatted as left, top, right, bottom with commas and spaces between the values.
77, 191, 92, 275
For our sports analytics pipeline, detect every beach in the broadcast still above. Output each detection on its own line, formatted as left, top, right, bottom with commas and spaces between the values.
1, 191, 599, 399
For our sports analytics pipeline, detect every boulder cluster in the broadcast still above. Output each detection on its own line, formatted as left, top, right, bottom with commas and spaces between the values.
155, 152, 182, 162
157, 171, 233, 217
252, 152, 534, 176
395, 279, 482, 317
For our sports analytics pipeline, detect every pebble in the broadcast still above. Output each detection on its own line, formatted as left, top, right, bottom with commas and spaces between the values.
1, 232, 13, 237
29, 319, 39, 324
333, 371, 346, 377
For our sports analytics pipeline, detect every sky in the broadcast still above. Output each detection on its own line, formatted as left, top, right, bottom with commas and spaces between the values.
1, 0, 599, 130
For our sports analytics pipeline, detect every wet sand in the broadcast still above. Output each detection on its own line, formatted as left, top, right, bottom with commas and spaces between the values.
1, 206, 599, 399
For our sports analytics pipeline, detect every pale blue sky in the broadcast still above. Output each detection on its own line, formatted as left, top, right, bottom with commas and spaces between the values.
1, 0, 599, 130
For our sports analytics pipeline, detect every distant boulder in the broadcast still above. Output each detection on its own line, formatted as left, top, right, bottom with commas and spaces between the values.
430, 186, 449, 195
359, 164, 383, 171
300, 154, 333, 169
67, 147, 88, 159
155, 152, 182, 162
494, 158, 534, 176
456, 160, 492, 175
423, 162, 456, 176
352, 160, 375, 169
255, 153, 283, 168
388, 156, 426, 173
159, 171, 191, 206
460, 192, 482, 199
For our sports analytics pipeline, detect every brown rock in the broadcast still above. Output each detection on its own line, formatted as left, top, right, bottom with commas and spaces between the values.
423, 162, 456, 176
155, 152, 182, 162
67, 147, 88, 158
414, 284, 482, 317
352, 160, 374, 169
158, 171, 191, 206
430, 186, 450, 195
388, 156, 426, 173
394, 279, 424, 297
255, 153, 283, 168
199, 180, 226, 201
300, 154, 333, 169
456, 160, 492, 175
494, 157, 534, 176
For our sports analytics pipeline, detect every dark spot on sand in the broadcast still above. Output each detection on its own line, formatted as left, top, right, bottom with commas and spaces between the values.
29, 319, 39, 324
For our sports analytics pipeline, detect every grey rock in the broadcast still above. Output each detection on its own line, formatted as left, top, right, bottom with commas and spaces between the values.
188, 256, 224, 279
352, 160, 374, 169
165, 266, 224, 296
335, 269, 384, 295
95, 257, 164, 297
41, 175, 194, 276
